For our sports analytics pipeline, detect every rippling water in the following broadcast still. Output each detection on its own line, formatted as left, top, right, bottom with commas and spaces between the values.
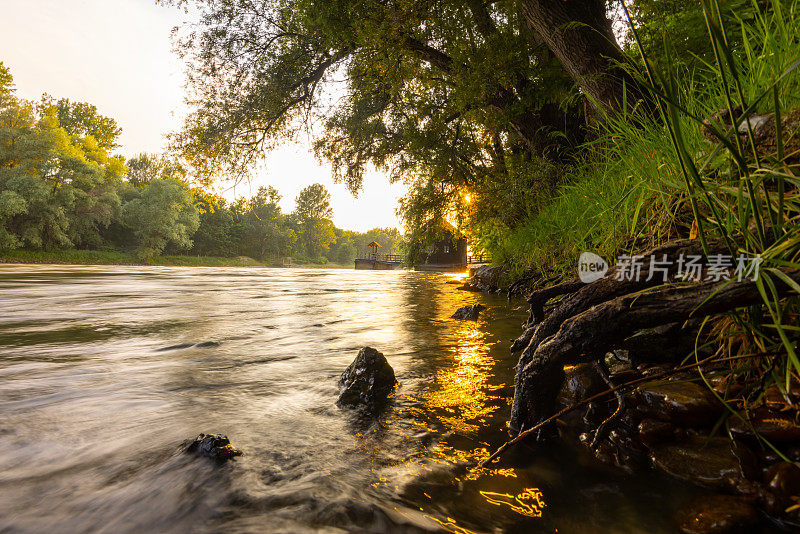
0, 265, 705, 533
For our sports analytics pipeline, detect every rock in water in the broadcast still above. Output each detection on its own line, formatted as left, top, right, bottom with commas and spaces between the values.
185, 434, 243, 462
337, 347, 396, 408
450, 304, 486, 320
649, 435, 757, 489
675, 495, 758, 534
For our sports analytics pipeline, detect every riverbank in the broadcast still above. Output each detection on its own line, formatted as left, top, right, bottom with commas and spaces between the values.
462, 258, 800, 531
0, 249, 353, 269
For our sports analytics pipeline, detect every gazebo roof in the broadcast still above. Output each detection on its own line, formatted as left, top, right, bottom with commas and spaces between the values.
367, 241, 382, 248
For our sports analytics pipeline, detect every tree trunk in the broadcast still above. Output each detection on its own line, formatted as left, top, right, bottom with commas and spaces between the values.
516, 0, 640, 115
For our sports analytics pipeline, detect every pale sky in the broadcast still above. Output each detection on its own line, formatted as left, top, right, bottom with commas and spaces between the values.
0, 0, 405, 231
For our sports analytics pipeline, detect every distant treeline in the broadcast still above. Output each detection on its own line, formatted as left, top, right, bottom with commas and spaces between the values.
0, 62, 400, 264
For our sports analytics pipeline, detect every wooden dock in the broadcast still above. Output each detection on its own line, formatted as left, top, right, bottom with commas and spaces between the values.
354, 253, 402, 270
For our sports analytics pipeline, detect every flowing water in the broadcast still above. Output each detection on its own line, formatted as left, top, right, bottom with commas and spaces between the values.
0, 265, 708, 533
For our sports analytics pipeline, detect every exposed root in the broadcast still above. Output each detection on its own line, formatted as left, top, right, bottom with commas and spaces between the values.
590, 361, 625, 449
511, 268, 800, 434
511, 238, 733, 430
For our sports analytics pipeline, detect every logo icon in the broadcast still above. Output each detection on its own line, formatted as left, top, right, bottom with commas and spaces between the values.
578, 252, 608, 283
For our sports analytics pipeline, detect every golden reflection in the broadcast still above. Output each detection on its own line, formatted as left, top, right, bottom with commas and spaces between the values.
446, 271, 470, 282
424, 322, 497, 435
427, 516, 483, 534
479, 488, 547, 518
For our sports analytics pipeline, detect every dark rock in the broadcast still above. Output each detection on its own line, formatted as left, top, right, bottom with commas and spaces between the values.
337, 347, 396, 408
729, 406, 800, 442
709, 375, 745, 398
557, 363, 605, 409
703, 109, 800, 164
460, 265, 507, 292
650, 435, 756, 489
185, 434, 242, 462
579, 426, 648, 473
638, 418, 677, 447
450, 304, 486, 321
605, 350, 633, 374
675, 494, 758, 534
765, 462, 800, 507
637, 381, 723, 427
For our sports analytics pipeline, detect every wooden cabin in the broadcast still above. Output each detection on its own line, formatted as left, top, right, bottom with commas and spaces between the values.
415, 224, 468, 272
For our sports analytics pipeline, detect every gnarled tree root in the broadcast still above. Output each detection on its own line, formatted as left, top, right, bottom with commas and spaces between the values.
511, 268, 800, 434
511, 238, 735, 429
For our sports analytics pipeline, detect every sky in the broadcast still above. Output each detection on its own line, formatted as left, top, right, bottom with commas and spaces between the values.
0, 0, 405, 231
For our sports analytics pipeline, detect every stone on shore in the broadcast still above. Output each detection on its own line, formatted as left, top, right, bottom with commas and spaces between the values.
450, 304, 486, 321
637, 381, 723, 427
729, 406, 800, 442
185, 433, 243, 462
458, 265, 506, 292
675, 494, 758, 534
337, 347, 396, 408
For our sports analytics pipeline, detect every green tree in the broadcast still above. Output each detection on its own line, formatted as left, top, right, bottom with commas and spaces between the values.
121, 177, 199, 259
242, 186, 296, 260
293, 183, 335, 258
0, 69, 125, 251
125, 153, 187, 188
0, 62, 13, 100
39, 95, 122, 151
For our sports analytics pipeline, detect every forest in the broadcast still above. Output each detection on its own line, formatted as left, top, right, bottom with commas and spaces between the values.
0, 63, 399, 265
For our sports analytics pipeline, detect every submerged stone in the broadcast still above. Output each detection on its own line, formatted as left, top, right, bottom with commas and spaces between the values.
450, 304, 486, 321
337, 347, 396, 408
649, 435, 756, 489
765, 462, 800, 507
184, 433, 243, 462
557, 363, 605, 408
675, 494, 758, 534
638, 418, 677, 447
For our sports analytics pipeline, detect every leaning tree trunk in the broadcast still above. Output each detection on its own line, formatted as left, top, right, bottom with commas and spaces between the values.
516, 0, 641, 115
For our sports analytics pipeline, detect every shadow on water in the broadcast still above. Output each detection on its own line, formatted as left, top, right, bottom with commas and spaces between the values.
0, 265, 717, 533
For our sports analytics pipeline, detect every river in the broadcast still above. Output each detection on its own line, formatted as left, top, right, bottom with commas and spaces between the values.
0, 265, 707, 533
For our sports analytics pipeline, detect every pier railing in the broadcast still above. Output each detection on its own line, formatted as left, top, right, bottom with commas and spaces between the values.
467, 253, 492, 265
357, 252, 402, 264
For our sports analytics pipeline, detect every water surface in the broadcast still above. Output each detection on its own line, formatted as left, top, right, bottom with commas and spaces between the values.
0, 265, 704, 533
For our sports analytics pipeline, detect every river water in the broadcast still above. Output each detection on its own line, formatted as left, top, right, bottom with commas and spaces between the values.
0, 265, 706, 533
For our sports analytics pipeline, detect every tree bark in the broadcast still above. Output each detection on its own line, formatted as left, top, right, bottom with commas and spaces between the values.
516, 0, 640, 114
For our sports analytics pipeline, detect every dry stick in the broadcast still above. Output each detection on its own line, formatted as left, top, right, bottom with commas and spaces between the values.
479, 352, 765, 467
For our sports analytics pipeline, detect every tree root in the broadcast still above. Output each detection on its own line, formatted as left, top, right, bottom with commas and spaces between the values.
510, 267, 800, 435
590, 361, 625, 448
511, 238, 735, 430
480, 353, 767, 467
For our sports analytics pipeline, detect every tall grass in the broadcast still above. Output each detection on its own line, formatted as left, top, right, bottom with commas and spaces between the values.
495, 0, 799, 279
620, 0, 800, 451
